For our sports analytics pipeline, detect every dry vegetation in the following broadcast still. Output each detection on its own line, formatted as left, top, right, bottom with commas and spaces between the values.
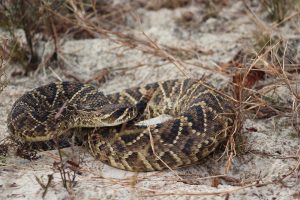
0, 0, 300, 199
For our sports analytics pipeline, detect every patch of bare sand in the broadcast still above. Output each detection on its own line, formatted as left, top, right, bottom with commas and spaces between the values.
1, 1, 299, 199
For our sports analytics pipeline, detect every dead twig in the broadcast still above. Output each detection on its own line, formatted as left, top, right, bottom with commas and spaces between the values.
35, 174, 54, 198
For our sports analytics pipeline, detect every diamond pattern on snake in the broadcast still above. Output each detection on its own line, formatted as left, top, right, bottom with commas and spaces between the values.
7, 78, 236, 172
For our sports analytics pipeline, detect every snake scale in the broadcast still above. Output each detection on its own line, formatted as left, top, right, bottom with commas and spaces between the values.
7, 78, 236, 172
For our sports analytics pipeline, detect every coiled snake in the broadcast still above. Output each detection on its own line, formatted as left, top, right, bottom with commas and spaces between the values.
7, 79, 236, 172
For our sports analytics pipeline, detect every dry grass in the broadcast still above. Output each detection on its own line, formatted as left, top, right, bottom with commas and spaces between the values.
260, 0, 300, 23
138, 0, 191, 10
0, 35, 8, 93
0, 0, 60, 73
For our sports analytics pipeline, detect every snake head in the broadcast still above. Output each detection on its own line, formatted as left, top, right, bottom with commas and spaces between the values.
74, 103, 137, 127
71, 86, 154, 128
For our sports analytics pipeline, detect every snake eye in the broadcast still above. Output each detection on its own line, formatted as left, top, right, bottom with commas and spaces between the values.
7, 123, 15, 135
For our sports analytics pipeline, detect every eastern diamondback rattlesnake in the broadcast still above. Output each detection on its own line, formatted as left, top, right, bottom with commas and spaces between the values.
7, 78, 236, 171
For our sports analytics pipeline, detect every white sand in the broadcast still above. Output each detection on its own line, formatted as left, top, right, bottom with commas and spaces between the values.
0, 1, 299, 199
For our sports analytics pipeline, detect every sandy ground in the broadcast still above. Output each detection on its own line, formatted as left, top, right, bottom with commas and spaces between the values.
0, 1, 300, 199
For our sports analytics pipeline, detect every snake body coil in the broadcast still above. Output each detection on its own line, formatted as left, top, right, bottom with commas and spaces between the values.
7, 79, 235, 172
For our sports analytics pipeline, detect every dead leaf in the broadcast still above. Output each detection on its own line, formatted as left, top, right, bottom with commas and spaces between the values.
233, 69, 265, 101
211, 177, 220, 188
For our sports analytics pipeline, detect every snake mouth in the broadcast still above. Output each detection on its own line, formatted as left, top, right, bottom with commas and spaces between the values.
97, 112, 138, 127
